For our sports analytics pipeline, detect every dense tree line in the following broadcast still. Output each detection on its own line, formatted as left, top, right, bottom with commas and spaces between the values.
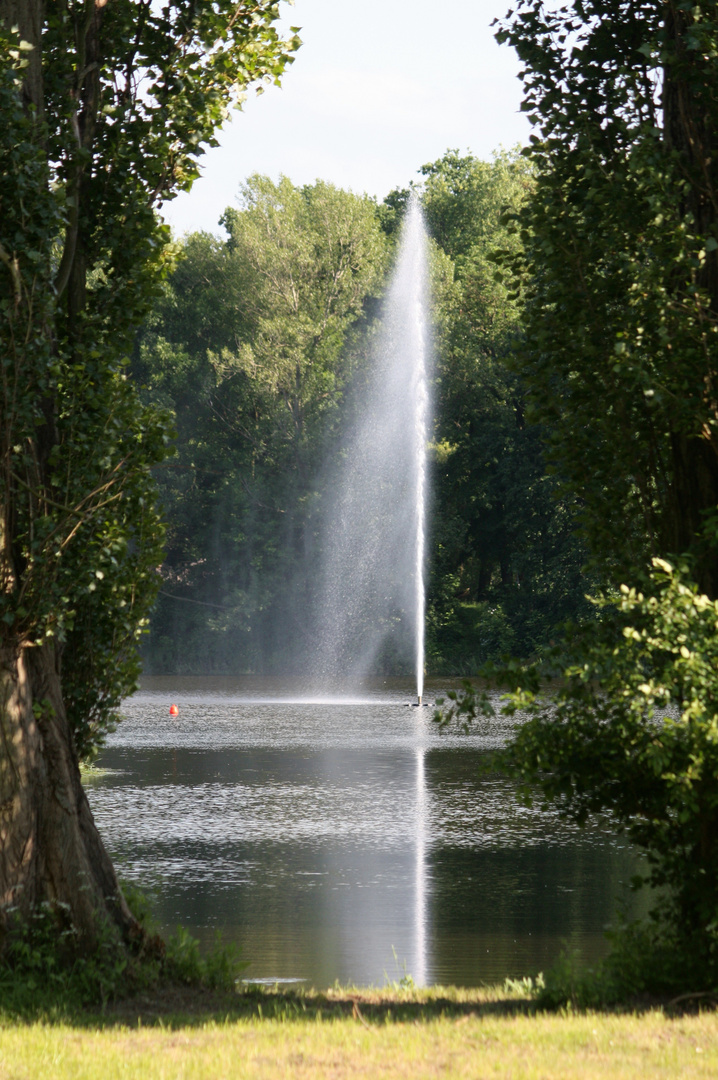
135, 154, 592, 675
419, 151, 592, 670
134, 176, 391, 671
440, 0, 718, 1000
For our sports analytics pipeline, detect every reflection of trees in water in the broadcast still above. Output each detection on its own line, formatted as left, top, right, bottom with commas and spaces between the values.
423, 746, 648, 982
95, 707, 647, 987
424, 770, 647, 981
427, 844, 646, 985
428, 844, 644, 935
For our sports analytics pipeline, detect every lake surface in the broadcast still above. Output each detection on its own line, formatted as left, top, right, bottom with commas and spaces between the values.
88, 676, 643, 989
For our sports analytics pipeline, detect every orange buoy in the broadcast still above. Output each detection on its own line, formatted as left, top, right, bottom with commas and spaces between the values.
169, 703, 179, 717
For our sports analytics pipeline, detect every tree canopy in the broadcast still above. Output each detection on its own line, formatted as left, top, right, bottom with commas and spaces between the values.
0, 0, 297, 956
134, 176, 389, 672
495, 0, 718, 594
134, 152, 593, 676
438, 0, 718, 999
417, 150, 592, 668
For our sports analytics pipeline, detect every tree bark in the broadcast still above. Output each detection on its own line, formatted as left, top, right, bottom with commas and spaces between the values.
664, 432, 718, 597
0, 642, 139, 950
662, 1, 718, 596
664, 1, 718, 311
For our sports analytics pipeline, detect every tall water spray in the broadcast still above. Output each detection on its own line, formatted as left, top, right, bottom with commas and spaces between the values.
411, 207, 429, 704
312, 198, 431, 698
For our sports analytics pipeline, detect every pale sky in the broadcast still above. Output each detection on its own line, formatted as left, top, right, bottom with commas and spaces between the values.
162, 0, 531, 236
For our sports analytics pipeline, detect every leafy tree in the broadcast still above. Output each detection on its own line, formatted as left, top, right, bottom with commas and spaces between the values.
134, 178, 389, 672
0, 1, 296, 955
441, 560, 718, 993
440, 1, 718, 994
220, 176, 390, 487
495, 0, 718, 595
413, 151, 591, 668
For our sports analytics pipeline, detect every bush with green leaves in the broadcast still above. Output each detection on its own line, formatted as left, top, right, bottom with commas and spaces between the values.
437, 558, 718, 996
0, 892, 245, 1017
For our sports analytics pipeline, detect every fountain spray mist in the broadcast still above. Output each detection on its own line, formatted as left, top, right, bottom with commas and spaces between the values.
410, 206, 429, 704
312, 198, 431, 697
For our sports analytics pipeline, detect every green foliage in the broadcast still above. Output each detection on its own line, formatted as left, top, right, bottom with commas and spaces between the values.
0, 31, 165, 758
0, 5, 298, 754
165, 927, 248, 991
434, 0, 718, 1000
531, 920, 714, 1009
420, 148, 532, 262
122, 882, 247, 992
0, 902, 135, 1013
415, 149, 593, 667
503, 972, 545, 998
218, 175, 389, 460
523, 909, 718, 1008
494, 0, 718, 595
439, 559, 718, 992
134, 178, 390, 672
426, 601, 516, 673
0, 894, 245, 1016
135, 151, 595, 675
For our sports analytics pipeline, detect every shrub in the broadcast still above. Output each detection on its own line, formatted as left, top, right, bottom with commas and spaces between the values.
437, 559, 718, 997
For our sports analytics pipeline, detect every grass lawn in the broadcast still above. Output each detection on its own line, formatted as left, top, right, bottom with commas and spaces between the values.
1, 985, 717, 1079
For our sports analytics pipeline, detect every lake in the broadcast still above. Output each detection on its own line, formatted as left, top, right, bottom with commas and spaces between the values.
88, 676, 642, 989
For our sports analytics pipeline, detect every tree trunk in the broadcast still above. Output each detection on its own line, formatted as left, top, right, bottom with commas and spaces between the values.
665, 432, 718, 597
0, 642, 139, 950
662, 2, 718, 597
664, 1, 718, 312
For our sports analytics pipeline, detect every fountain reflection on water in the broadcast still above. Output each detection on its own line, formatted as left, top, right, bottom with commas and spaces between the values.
89, 678, 645, 988
89, 208, 644, 985
414, 744, 428, 986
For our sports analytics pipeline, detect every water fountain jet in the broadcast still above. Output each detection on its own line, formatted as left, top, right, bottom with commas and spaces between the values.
312, 198, 432, 701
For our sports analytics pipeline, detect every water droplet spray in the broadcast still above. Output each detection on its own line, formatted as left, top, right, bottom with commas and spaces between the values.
312, 196, 431, 703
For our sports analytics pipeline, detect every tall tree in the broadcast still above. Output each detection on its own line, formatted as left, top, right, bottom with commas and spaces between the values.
135, 178, 389, 672
437, 2, 718, 994
0, 1, 297, 953
220, 176, 390, 490
411, 151, 591, 667
496, 0, 718, 592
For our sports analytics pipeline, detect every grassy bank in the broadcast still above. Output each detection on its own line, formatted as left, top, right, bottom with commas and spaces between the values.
1, 985, 716, 1080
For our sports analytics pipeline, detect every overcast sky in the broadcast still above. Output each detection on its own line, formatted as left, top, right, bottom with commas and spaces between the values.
162, 0, 531, 236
